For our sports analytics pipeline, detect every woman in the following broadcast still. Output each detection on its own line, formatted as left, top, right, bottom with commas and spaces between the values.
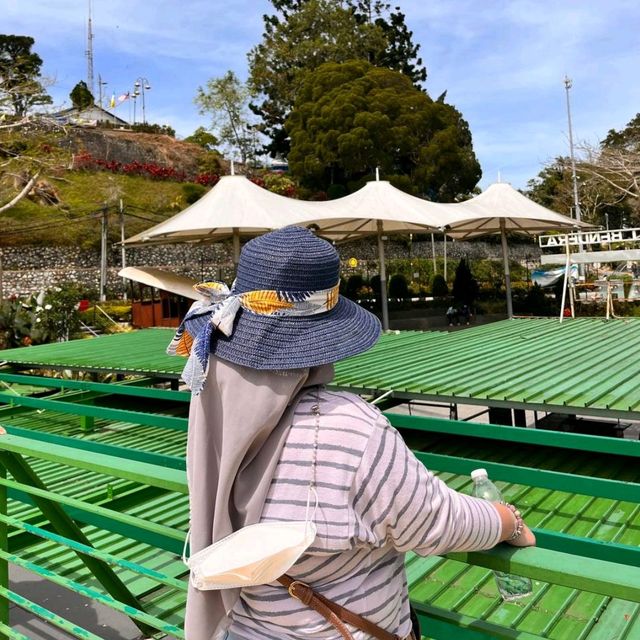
170, 226, 535, 640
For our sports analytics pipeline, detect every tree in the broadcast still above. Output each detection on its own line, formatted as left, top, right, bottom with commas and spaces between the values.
526, 156, 631, 228
195, 71, 257, 166
0, 35, 52, 116
248, 0, 427, 157
577, 115, 640, 224
285, 60, 481, 199
452, 257, 479, 305
69, 80, 94, 110
431, 274, 448, 298
184, 126, 219, 151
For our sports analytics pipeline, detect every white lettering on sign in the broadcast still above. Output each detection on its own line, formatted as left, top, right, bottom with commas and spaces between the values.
539, 228, 640, 248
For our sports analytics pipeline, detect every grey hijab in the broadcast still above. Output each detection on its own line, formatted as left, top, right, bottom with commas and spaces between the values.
185, 356, 334, 640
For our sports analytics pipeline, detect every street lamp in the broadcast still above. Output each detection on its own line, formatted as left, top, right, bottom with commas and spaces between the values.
133, 77, 151, 124
130, 91, 138, 125
97, 74, 108, 108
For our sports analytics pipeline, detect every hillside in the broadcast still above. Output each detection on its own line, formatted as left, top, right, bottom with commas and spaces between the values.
1, 125, 224, 248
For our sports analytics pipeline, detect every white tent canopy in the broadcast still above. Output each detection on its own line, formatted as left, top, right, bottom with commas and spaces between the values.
443, 182, 590, 318
123, 175, 330, 251
300, 180, 454, 239
445, 182, 584, 239
123, 176, 590, 326
292, 180, 458, 329
119, 266, 202, 300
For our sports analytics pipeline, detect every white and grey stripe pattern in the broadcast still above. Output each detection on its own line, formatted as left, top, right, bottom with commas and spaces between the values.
229, 390, 502, 640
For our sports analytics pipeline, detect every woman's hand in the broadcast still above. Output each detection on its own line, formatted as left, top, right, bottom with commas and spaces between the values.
494, 502, 536, 547
507, 522, 536, 547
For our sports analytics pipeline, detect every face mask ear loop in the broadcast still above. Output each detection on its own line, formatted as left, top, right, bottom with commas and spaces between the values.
304, 486, 319, 535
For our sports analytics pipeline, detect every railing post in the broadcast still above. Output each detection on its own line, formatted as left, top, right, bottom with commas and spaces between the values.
0, 459, 8, 639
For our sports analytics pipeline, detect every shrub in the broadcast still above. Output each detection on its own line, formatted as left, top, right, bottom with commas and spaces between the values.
452, 257, 479, 305
432, 274, 449, 298
388, 274, 409, 299
182, 183, 207, 204
345, 274, 366, 300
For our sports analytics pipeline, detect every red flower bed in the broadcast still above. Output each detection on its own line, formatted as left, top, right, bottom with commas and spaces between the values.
72, 151, 220, 186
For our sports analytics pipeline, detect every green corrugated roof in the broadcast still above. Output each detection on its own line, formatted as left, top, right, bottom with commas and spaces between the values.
334, 317, 640, 419
0, 328, 183, 376
3, 318, 640, 417
3, 399, 638, 639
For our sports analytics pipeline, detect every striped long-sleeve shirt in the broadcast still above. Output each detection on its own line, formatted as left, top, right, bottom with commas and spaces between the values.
229, 389, 502, 639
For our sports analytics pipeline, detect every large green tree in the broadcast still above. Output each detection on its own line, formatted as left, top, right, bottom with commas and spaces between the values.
248, 0, 426, 157
69, 80, 94, 110
0, 35, 52, 116
285, 60, 481, 200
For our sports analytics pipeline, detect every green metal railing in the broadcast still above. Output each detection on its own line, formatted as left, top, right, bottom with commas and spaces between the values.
0, 376, 637, 638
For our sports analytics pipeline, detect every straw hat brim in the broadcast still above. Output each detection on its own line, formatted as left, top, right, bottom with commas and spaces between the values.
212, 295, 381, 370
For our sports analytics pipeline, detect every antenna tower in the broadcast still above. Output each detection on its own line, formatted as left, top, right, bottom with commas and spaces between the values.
86, 0, 95, 97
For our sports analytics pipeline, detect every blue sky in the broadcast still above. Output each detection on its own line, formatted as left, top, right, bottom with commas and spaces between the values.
3, 0, 639, 190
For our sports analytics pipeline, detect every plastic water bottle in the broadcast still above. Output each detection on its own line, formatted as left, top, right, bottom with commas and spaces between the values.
471, 468, 533, 602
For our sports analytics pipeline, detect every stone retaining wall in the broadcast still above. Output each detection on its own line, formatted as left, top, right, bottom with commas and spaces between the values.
1, 239, 541, 298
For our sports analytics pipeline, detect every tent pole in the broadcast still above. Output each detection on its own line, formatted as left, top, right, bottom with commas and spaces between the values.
559, 238, 571, 323
377, 220, 389, 331
443, 233, 447, 281
500, 219, 513, 319
431, 233, 437, 274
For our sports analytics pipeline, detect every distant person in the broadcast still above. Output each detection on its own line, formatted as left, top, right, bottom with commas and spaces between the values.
446, 305, 458, 326
460, 304, 472, 325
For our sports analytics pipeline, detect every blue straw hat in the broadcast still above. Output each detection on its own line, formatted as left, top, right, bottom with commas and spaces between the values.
214, 226, 381, 369
168, 226, 381, 391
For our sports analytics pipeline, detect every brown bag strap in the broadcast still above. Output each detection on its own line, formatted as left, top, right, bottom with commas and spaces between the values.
278, 574, 401, 640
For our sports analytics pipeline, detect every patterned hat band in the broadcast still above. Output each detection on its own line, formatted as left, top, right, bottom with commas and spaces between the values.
197, 280, 340, 322
167, 280, 340, 393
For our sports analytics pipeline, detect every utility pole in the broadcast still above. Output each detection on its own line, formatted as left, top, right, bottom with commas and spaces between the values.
86, 0, 95, 97
564, 76, 584, 277
100, 205, 108, 302
120, 199, 127, 300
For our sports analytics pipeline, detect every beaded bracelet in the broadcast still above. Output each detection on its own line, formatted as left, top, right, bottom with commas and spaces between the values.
501, 502, 524, 541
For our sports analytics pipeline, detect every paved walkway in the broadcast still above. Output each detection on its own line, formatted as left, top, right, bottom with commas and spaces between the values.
10, 566, 142, 640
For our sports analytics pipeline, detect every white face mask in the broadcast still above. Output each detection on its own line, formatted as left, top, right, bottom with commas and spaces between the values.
184, 490, 318, 591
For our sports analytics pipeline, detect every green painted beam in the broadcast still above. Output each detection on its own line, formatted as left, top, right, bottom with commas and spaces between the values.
390, 414, 640, 458
0, 435, 187, 494
0, 451, 153, 636
0, 513, 186, 592
0, 585, 104, 640
411, 602, 547, 640
3, 425, 186, 471
0, 394, 187, 432
0, 476, 184, 554
414, 451, 640, 503
532, 529, 640, 567
0, 372, 190, 403
0, 552, 184, 638
446, 545, 640, 601
0, 622, 31, 640
0, 465, 6, 640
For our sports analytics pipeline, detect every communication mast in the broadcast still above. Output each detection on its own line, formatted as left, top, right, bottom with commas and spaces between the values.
86, 0, 95, 98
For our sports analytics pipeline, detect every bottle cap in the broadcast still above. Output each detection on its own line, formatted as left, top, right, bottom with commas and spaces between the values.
471, 468, 488, 481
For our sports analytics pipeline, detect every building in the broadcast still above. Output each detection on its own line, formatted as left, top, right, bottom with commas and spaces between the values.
52, 104, 128, 127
